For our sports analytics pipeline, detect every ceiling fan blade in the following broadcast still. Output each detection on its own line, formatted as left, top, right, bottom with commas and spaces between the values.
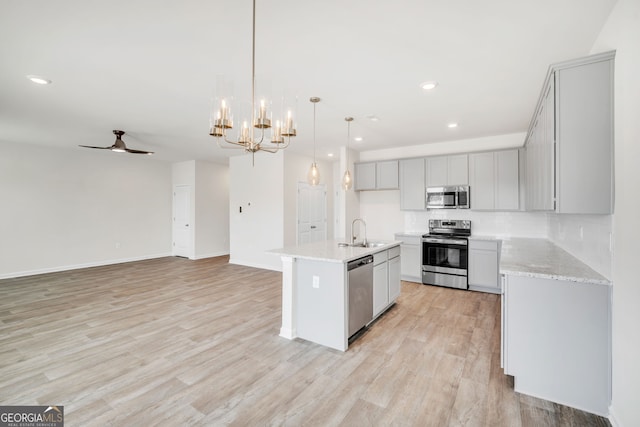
79, 145, 112, 150
125, 148, 154, 155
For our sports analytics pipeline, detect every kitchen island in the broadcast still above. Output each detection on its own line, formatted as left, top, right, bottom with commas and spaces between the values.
269, 240, 401, 351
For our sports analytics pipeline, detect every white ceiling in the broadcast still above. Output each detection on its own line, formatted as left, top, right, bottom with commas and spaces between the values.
0, 0, 617, 163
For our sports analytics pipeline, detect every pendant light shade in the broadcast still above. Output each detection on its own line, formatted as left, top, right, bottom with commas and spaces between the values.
342, 117, 354, 190
342, 170, 352, 190
308, 162, 320, 186
308, 97, 321, 186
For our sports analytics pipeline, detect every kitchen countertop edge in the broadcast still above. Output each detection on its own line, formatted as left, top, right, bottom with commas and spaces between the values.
268, 240, 402, 264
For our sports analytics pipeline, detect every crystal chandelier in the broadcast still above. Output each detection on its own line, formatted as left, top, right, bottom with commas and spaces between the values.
342, 117, 354, 190
209, 0, 296, 163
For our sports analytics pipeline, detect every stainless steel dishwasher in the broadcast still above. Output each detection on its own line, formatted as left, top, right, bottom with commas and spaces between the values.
347, 255, 374, 338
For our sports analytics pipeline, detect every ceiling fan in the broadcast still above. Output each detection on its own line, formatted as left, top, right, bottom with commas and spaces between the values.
79, 130, 154, 155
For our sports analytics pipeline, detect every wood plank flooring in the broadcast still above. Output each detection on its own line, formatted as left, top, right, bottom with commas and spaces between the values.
0, 256, 610, 426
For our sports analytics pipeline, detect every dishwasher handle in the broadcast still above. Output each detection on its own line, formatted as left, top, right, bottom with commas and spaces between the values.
347, 255, 374, 271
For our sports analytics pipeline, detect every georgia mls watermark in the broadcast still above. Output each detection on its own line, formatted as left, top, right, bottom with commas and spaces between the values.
0, 406, 63, 427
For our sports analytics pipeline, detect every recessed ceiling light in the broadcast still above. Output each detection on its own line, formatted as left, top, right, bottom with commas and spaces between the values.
27, 75, 52, 85
448, 123, 459, 128
327, 153, 334, 158
354, 137, 363, 142
420, 81, 438, 91
366, 115, 379, 122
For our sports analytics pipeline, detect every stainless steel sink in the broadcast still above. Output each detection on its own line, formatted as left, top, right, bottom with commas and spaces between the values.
339, 241, 386, 248
363, 242, 386, 248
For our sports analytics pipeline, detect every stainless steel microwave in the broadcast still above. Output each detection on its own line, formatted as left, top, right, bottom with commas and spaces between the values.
426, 185, 470, 209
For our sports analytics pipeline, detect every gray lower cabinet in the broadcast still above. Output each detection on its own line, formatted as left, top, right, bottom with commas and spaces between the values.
372, 246, 401, 318
502, 274, 610, 415
394, 233, 422, 282
388, 252, 401, 301
468, 239, 501, 293
373, 251, 389, 316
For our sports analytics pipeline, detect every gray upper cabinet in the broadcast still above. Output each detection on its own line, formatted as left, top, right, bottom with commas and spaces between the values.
470, 149, 520, 211
355, 161, 399, 191
376, 160, 399, 190
525, 51, 614, 214
495, 150, 520, 210
426, 154, 468, 187
399, 158, 426, 210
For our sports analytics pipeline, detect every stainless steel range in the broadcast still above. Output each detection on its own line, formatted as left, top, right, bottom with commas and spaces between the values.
422, 219, 471, 290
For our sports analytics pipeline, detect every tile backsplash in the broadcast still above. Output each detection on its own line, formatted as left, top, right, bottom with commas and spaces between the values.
547, 214, 612, 280
404, 210, 548, 238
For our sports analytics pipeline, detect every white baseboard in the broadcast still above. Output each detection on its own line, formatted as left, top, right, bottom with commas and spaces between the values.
228, 258, 282, 272
192, 251, 230, 260
0, 252, 172, 280
608, 405, 620, 427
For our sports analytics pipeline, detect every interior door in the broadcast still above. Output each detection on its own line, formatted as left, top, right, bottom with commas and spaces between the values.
173, 185, 191, 258
297, 182, 327, 244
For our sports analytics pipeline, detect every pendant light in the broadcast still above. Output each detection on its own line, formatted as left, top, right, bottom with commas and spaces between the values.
307, 97, 321, 186
342, 117, 354, 190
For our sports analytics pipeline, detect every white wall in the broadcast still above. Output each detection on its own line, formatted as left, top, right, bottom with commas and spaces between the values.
194, 160, 229, 258
229, 152, 284, 271
359, 132, 526, 162
548, 214, 612, 279
0, 142, 172, 278
591, 1, 640, 425
335, 146, 360, 240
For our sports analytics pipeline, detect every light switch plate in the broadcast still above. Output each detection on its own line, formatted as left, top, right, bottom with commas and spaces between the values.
312, 275, 320, 288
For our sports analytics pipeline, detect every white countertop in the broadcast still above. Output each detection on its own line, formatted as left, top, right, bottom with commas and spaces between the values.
268, 239, 401, 263
394, 231, 426, 237
499, 237, 610, 285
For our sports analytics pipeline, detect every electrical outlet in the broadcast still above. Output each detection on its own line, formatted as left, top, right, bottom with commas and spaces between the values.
312, 276, 320, 289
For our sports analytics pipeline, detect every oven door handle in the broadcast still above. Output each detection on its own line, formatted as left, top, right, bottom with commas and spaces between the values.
422, 237, 468, 246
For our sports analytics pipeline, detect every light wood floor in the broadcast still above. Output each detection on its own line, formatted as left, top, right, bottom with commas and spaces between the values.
0, 256, 610, 426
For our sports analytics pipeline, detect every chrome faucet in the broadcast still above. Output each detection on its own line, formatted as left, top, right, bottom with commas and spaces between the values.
351, 218, 367, 246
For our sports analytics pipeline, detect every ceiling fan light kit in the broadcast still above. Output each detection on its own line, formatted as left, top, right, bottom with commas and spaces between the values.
79, 130, 154, 155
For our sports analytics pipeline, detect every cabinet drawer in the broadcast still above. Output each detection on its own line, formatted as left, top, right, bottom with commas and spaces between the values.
373, 250, 388, 265
388, 246, 401, 259
469, 239, 499, 251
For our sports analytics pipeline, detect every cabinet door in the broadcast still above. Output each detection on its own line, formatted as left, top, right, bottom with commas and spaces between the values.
541, 78, 555, 211
399, 158, 426, 210
556, 59, 613, 214
504, 274, 610, 414
354, 162, 376, 190
373, 262, 389, 316
376, 160, 399, 189
448, 154, 469, 185
426, 156, 448, 187
495, 150, 520, 210
388, 256, 401, 302
400, 243, 421, 281
469, 152, 495, 210
468, 249, 499, 289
